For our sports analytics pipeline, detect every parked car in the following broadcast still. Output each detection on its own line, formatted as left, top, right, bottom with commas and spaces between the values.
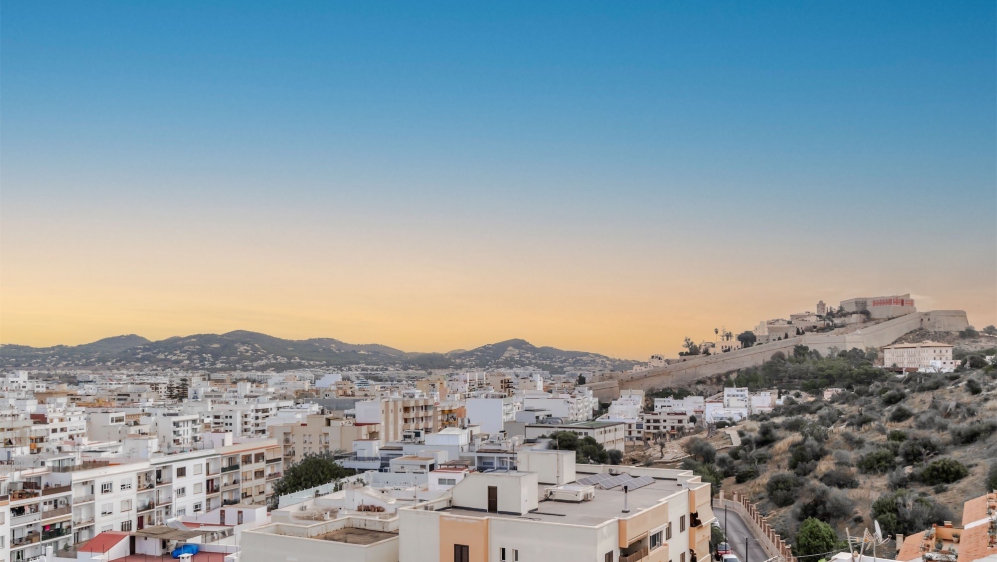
722, 553, 741, 562
717, 543, 733, 556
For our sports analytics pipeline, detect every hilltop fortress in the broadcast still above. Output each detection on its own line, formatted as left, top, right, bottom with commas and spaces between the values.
611, 295, 969, 394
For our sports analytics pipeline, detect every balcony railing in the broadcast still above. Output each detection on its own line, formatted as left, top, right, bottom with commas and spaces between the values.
73, 494, 95, 505
42, 527, 71, 541
620, 547, 649, 562
266, 457, 281, 464
266, 472, 282, 480
221, 464, 240, 473
73, 517, 95, 526
137, 502, 155, 512
11, 532, 40, 548
42, 506, 73, 519
222, 499, 239, 506
42, 485, 73, 496
10, 489, 40, 501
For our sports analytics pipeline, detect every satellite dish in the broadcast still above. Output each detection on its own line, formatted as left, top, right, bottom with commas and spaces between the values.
874, 520, 884, 543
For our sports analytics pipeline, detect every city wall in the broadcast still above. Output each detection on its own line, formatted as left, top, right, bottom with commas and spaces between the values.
620, 310, 968, 392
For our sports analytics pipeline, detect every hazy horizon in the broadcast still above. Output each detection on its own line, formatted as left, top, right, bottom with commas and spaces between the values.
2, 2, 995, 358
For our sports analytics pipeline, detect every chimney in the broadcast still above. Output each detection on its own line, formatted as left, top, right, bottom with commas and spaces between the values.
622, 485, 630, 513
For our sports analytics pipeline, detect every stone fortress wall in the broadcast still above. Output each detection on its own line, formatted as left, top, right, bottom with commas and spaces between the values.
619, 310, 969, 392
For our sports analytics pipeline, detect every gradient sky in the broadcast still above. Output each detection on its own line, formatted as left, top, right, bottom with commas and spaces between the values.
2, 1, 995, 359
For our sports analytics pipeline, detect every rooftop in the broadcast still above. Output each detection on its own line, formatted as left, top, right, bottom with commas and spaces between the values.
444, 476, 687, 526
316, 527, 398, 545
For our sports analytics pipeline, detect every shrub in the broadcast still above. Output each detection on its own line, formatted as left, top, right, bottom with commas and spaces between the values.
950, 421, 997, 445
887, 430, 908, 442
915, 376, 945, 392
965, 379, 983, 394
918, 458, 969, 485
715, 453, 736, 478
789, 438, 828, 476
889, 406, 914, 423
881, 389, 906, 406
900, 437, 943, 464
685, 438, 717, 463
887, 467, 909, 490
795, 518, 839, 558
767, 472, 804, 507
783, 417, 807, 432
735, 464, 759, 483
796, 483, 856, 523
872, 490, 954, 536
819, 467, 860, 489
849, 412, 878, 428
915, 411, 948, 431
755, 422, 780, 447
987, 463, 997, 491
832, 449, 852, 466
857, 448, 896, 474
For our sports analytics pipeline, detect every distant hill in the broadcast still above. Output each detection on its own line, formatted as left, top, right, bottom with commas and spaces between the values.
0, 332, 637, 373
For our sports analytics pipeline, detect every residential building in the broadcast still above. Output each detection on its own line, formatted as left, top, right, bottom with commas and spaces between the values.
883, 341, 958, 373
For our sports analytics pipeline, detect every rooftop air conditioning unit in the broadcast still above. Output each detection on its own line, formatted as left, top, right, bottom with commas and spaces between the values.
544, 484, 596, 503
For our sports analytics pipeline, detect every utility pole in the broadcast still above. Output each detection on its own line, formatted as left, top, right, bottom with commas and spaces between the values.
745, 537, 749, 562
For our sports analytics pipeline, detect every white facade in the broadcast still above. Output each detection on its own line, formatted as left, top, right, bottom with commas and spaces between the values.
883, 341, 957, 372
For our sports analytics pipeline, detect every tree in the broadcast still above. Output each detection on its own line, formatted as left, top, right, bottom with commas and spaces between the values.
795, 518, 838, 558
766, 472, 803, 507
737, 331, 757, 348
918, 458, 968, 485
270, 454, 354, 508
681, 337, 701, 356
984, 325, 997, 335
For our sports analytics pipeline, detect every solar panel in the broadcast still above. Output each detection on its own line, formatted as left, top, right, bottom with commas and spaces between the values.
627, 476, 656, 490
599, 475, 630, 490
577, 473, 611, 486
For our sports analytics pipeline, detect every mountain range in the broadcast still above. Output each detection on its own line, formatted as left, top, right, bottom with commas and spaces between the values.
0, 331, 638, 373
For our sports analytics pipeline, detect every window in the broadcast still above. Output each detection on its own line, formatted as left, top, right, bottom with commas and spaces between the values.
194, 464, 203, 475
177, 508, 186, 516
666, 522, 672, 540
101, 503, 113, 516
454, 544, 470, 562
439, 478, 456, 486
194, 483, 203, 494
121, 520, 132, 532
121, 500, 132, 511
120, 478, 132, 491
502, 548, 518, 561
680, 515, 686, 532
650, 530, 664, 550
101, 482, 113, 494
606, 553, 613, 562
176, 466, 187, 478
681, 554, 686, 562
176, 487, 186, 498
194, 502, 202, 512
101, 525, 113, 533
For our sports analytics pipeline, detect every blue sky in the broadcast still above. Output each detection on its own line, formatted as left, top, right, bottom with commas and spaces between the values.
2, 1, 995, 354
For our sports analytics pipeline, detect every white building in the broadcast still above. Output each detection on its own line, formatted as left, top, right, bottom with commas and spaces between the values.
882, 341, 958, 372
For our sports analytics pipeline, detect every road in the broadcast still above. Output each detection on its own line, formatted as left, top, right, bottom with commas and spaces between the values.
717, 503, 770, 562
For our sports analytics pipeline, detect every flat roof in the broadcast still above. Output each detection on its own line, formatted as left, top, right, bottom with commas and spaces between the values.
526, 421, 624, 429
316, 527, 397, 545
443, 477, 686, 526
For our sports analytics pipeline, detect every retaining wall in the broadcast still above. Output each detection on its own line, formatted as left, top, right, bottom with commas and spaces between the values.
719, 491, 797, 562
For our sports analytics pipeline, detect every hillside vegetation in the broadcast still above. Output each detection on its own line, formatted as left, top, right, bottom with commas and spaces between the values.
670, 345, 997, 559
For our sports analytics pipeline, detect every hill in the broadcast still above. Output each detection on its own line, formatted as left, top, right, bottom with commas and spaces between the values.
0, 332, 637, 372
645, 343, 997, 560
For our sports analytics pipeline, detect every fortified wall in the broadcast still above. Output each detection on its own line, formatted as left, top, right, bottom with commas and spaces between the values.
619, 310, 969, 392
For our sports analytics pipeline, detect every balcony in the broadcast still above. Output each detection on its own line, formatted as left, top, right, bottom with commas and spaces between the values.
620, 547, 649, 562
221, 479, 240, 489
137, 502, 155, 513
42, 527, 71, 541
10, 489, 41, 501
42, 506, 73, 520
222, 499, 239, 506
221, 464, 240, 473
266, 472, 282, 480
11, 510, 41, 525
42, 485, 73, 496
73, 494, 95, 505
266, 457, 281, 464
11, 532, 41, 548
73, 517, 95, 526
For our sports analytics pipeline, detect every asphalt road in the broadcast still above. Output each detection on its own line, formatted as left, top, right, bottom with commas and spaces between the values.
717, 504, 770, 562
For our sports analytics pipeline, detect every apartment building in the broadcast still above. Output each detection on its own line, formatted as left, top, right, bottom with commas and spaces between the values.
521, 390, 598, 423
465, 395, 520, 436
208, 400, 282, 437
209, 439, 283, 508
524, 421, 626, 451
269, 414, 380, 465
399, 460, 714, 562
355, 396, 439, 443
883, 341, 958, 373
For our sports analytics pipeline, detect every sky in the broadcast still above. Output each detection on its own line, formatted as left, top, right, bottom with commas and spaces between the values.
2, 1, 995, 359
